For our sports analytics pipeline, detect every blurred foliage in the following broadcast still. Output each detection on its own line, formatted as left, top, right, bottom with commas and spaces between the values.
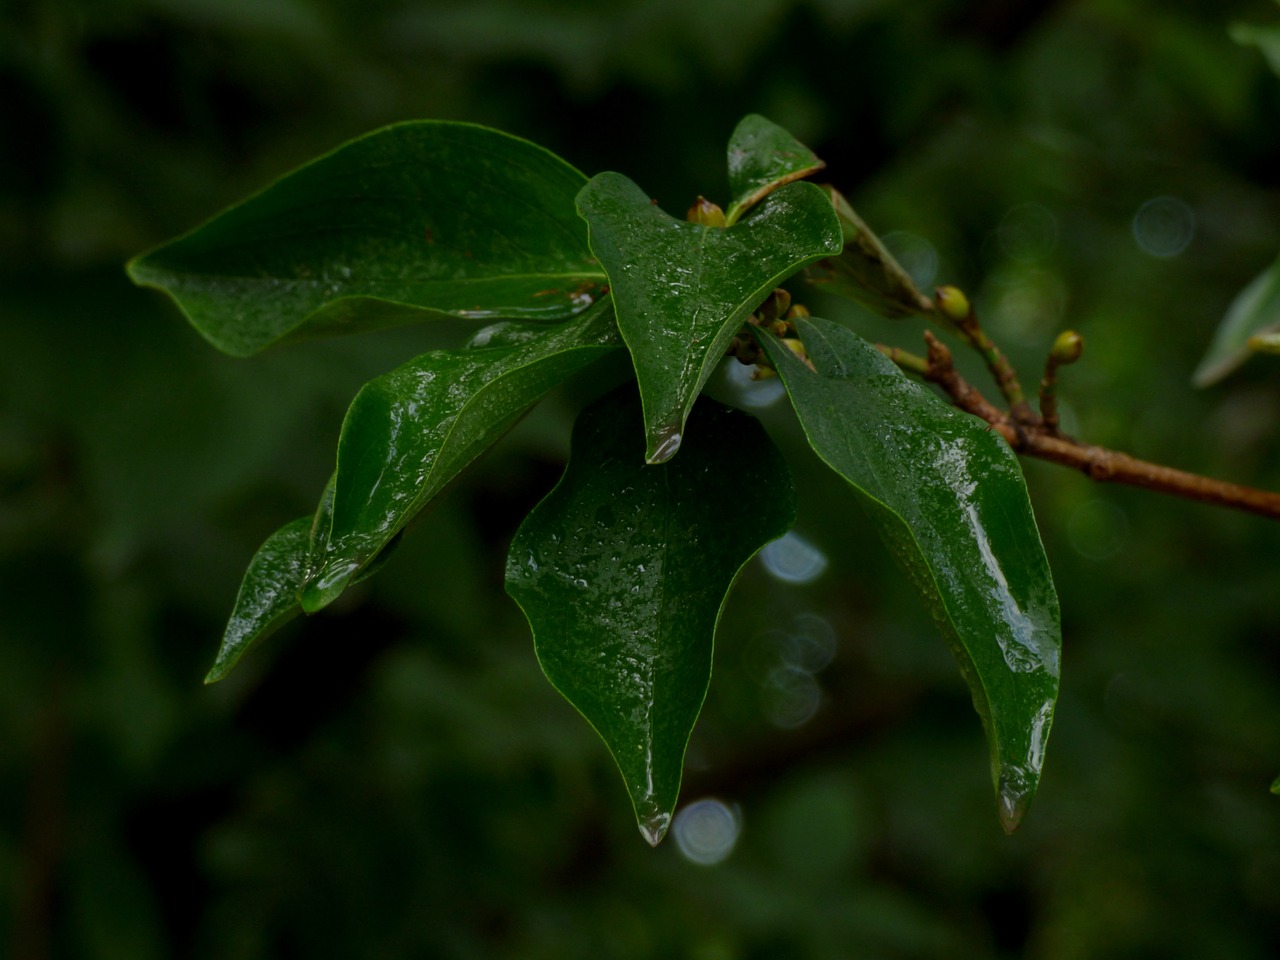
4, 0, 1280, 957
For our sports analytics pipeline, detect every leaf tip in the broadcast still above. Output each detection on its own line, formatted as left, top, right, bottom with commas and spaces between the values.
1270, 774, 1280, 796
203, 662, 230, 685
645, 429, 683, 465
996, 763, 1035, 834
637, 809, 672, 847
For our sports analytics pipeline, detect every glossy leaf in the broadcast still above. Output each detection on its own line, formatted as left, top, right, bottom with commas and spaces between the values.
724, 114, 826, 225
803, 186, 934, 318
759, 317, 1061, 832
577, 173, 841, 463
206, 516, 311, 683
302, 301, 622, 611
128, 121, 607, 356
1193, 254, 1280, 386
505, 386, 795, 845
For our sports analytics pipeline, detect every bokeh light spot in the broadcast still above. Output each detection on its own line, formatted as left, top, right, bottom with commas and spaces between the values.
760, 531, 828, 584
762, 666, 822, 729
1132, 196, 1195, 258
672, 799, 740, 865
881, 230, 939, 290
722, 357, 785, 409
1066, 498, 1128, 560
999, 203, 1058, 263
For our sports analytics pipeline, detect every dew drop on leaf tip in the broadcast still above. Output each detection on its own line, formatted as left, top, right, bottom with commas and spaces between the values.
638, 808, 672, 847
996, 763, 1033, 834
647, 430, 682, 464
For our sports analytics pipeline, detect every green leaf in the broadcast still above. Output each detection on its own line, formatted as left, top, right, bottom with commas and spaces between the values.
724, 114, 826, 225
505, 386, 795, 845
1231, 20, 1280, 78
803, 186, 934, 318
206, 516, 311, 683
576, 173, 841, 463
302, 301, 622, 611
128, 121, 607, 356
1193, 255, 1280, 386
759, 318, 1061, 832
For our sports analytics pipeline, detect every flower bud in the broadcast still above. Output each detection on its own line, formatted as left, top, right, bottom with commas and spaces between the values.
935, 285, 971, 323
780, 338, 807, 360
686, 196, 727, 228
1051, 330, 1084, 364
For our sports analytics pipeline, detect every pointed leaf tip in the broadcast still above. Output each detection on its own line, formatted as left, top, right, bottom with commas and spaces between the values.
1193, 255, 1280, 387
638, 808, 672, 846
725, 114, 826, 224
207, 516, 313, 682
760, 318, 1061, 830
506, 386, 795, 842
997, 764, 1034, 834
577, 172, 840, 464
303, 304, 621, 608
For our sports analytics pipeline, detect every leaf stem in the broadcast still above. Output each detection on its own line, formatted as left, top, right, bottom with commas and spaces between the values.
1038, 330, 1084, 435
954, 310, 1034, 423
875, 342, 929, 377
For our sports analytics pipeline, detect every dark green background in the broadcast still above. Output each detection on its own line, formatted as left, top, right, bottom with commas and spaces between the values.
4, 0, 1280, 957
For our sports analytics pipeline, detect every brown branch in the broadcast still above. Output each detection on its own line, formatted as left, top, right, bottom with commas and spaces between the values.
916, 331, 1280, 522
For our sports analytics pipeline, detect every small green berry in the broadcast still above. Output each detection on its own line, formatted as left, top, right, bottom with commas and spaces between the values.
936, 285, 971, 322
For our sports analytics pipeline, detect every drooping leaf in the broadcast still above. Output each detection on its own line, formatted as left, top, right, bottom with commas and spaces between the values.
128, 121, 607, 356
206, 516, 311, 683
724, 114, 826, 225
207, 491, 406, 682
576, 173, 841, 463
759, 317, 1061, 832
803, 186, 934, 318
302, 301, 622, 611
1193, 254, 1280, 386
505, 386, 795, 845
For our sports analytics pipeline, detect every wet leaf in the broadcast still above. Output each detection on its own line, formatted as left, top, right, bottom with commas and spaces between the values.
760, 318, 1061, 832
302, 301, 622, 611
128, 121, 606, 356
1193, 255, 1280, 386
576, 173, 840, 463
505, 386, 794, 844
724, 114, 826, 225
206, 516, 311, 683
802, 186, 934, 318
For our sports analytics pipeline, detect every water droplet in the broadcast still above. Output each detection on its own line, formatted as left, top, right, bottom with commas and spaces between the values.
647, 430, 682, 464
996, 763, 1033, 834
573, 577, 588, 588
637, 814, 670, 849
